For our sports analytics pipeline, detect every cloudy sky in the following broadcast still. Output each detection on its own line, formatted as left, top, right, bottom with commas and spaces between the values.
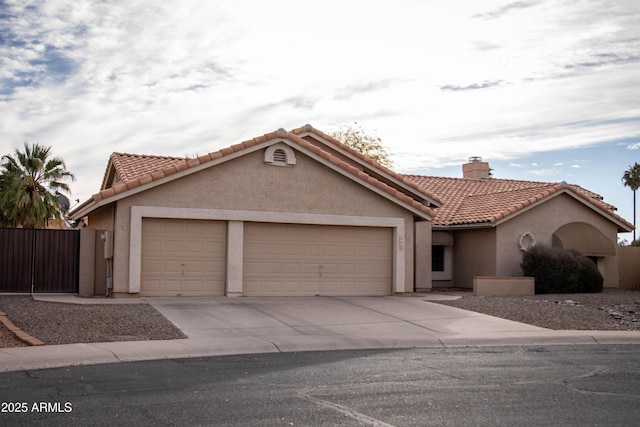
1, 0, 639, 238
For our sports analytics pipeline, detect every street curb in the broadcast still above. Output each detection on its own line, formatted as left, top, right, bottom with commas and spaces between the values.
0, 310, 45, 346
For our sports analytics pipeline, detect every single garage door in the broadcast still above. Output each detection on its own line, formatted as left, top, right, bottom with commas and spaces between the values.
244, 223, 392, 296
141, 218, 226, 296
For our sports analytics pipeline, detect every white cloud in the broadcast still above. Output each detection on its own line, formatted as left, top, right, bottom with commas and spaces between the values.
528, 168, 558, 177
1, 0, 639, 203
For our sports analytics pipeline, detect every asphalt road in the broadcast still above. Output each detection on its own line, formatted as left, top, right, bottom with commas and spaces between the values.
1, 345, 639, 426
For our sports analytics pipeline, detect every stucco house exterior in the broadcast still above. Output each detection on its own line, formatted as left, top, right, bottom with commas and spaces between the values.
70, 126, 633, 297
70, 125, 439, 297
405, 158, 634, 289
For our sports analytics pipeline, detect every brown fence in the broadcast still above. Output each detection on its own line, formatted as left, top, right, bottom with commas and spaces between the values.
0, 228, 79, 293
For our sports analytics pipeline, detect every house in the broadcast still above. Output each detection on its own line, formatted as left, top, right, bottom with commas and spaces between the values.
70, 125, 440, 297
70, 126, 634, 297
405, 157, 634, 289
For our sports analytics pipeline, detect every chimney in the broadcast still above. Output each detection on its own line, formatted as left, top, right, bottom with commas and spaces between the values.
463, 156, 490, 179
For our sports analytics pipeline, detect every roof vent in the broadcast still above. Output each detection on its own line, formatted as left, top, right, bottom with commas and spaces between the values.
273, 148, 287, 163
264, 142, 296, 166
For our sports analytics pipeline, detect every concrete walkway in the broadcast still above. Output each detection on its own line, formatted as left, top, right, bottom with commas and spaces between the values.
2, 294, 640, 373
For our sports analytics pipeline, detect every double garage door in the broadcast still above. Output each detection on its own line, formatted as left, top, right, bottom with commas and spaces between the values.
141, 219, 392, 296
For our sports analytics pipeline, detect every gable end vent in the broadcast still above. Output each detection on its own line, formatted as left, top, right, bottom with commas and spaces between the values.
273, 148, 287, 163
264, 142, 296, 167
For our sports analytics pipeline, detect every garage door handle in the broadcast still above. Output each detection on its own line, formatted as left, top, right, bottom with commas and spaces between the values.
319, 265, 322, 277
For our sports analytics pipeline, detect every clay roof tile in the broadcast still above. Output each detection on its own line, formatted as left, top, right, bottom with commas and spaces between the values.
197, 153, 212, 163
88, 127, 438, 219
403, 174, 630, 228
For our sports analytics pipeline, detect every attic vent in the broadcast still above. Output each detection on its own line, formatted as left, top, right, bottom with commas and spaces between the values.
273, 149, 287, 163
264, 142, 296, 167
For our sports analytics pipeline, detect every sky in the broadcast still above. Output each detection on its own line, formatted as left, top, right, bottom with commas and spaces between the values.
1, 0, 639, 240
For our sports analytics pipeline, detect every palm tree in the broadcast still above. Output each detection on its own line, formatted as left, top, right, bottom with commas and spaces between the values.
622, 162, 640, 243
0, 143, 75, 228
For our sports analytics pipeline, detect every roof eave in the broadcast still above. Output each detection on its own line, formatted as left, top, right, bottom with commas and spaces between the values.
72, 129, 434, 221
69, 197, 100, 220
432, 222, 493, 230
292, 125, 442, 207
490, 188, 635, 232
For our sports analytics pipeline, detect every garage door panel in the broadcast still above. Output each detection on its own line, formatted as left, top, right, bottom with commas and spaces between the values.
244, 223, 392, 296
163, 280, 182, 291
322, 245, 339, 256
340, 245, 357, 256
283, 262, 301, 274
339, 263, 356, 274
321, 263, 338, 274
302, 263, 320, 275
162, 259, 183, 271
303, 244, 322, 256
143, 279, 160, 292
284, 243, 302, 255
183, 241, 205, 253
141, 218, 226, 296
163, 236, 184, 247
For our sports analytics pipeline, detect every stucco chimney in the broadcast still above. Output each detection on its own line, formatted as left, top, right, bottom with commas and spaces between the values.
463, 156, 490, 179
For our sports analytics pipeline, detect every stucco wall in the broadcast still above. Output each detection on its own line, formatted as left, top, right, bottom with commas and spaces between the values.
495, 193, 621, 286
87, 204, 114, 230
414, 220, 432, 291
86, 205, 115, 295
619, 246, 640, 290
452, 227, 496, 288
108, 147, 421, 294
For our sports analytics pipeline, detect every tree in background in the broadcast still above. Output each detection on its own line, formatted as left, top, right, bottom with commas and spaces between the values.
622, 162, 640, 243
328, 122, 394, 169
0, 143, 75, 228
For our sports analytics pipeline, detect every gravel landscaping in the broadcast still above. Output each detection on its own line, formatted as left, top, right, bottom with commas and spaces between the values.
1, 289, 639, 348
432, 288, 640, 331
0, 296, 185, 348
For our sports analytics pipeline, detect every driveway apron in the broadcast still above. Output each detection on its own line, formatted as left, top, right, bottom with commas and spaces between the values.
144, 296, 545, 351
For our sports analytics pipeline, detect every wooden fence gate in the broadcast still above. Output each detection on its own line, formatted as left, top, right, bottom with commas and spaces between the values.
0, 228, 80, 293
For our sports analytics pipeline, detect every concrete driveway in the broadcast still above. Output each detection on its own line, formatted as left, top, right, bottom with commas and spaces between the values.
144, 295, 546, 352
4, 294, 640, 372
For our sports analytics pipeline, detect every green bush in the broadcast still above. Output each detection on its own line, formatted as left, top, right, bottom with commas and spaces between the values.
520, 245, 603, 294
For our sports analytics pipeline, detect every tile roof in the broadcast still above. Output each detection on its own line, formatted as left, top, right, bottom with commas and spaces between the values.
85, 128, 436, 218
103, 153, 186, 188
403, 175, 632, 230
290, 125, 442, 206
76, 125, 631, 232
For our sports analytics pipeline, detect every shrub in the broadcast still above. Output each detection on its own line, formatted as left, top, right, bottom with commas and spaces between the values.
520, 245, 603, 294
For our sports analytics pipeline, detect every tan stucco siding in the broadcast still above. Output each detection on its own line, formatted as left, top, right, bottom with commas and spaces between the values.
109, 149, 420, 294
120, 150, 412, 216
619, 246, 640, 290
414, 220, 432, 291
86, 204, 115, 230
86, 205, 115, 295
496, 193, 620, 286
453, 228, 496, 287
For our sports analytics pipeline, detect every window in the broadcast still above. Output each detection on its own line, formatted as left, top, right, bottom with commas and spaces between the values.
432, 245, 445, 272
